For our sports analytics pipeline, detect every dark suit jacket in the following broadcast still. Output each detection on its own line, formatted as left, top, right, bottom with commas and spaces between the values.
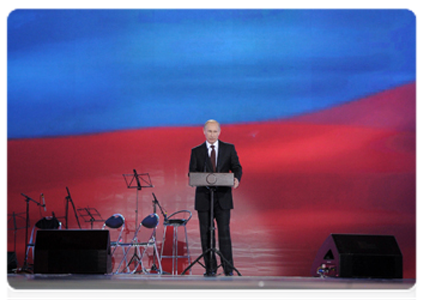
189, 140, 242, 211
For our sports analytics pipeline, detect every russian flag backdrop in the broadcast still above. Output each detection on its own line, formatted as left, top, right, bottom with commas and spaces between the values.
7, 9, 415, 277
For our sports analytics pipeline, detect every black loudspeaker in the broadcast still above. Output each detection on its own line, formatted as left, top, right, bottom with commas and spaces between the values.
311, 234, 402, 278
34, 230, 112, 274
7, 252, 18, 273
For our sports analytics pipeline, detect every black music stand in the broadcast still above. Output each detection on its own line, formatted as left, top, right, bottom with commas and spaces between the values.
123, 169, 153, 227
123, 169, 153, 272
8, 211, 27, 270
181, 172, 241, 276
77, 207, 104, 229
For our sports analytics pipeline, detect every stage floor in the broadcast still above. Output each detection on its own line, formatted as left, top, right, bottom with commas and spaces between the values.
7, 274, 417, 300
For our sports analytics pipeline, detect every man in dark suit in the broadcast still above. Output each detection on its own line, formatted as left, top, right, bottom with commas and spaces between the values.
189, 119, 242, 276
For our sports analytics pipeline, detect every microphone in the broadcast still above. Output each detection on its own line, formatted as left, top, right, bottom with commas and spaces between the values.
41, 193, 46, 212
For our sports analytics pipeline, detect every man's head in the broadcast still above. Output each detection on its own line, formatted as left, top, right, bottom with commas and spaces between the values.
203, 119, 221, 144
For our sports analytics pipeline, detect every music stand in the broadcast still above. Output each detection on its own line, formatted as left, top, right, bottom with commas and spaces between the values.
123, 169, 153, 273
77, 207, 104, 229
123, 169, 153, 227
181, 172, 241, 276
8, 211, 27, 269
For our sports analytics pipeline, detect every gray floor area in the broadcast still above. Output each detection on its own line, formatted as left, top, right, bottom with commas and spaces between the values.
6, 275, 416, 300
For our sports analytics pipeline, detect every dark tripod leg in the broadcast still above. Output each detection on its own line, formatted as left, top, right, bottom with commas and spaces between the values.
181, 249, 210, 275
181, 247, 241, 276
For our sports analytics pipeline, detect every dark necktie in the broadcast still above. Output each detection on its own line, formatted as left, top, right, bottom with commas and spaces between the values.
210, 145, 216, 172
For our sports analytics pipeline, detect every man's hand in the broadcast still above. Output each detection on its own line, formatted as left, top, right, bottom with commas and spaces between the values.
233, 178, 240, 189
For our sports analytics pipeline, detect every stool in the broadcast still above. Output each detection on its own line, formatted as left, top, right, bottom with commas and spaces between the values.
160, 210, 192, 275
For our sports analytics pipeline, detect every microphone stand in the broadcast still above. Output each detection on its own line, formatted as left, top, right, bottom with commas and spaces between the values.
148, 193, 167, 273
20, 193, 44, 272
152, 193, 168, 222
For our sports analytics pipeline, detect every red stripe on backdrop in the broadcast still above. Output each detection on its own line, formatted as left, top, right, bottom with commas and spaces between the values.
7, 83, 415, 277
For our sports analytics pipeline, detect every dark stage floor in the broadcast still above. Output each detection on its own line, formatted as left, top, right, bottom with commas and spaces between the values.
6, 274, 416, 300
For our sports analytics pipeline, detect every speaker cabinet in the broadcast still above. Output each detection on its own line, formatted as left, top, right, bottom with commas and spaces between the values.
7, 252, 18, 273
34, 230, 112, 274
311, 234, 402, 278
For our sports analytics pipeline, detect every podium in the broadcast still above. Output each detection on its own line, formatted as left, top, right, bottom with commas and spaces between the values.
182, 172, 241, 276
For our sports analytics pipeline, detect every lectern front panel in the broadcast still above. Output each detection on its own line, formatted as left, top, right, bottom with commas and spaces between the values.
189, 172, 234, 187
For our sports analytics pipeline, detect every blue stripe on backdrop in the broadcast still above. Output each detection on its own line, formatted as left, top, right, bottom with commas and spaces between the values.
7, 9, 415, 138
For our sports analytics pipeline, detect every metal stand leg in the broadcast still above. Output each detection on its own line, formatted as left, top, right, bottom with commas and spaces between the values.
181, 188, 240, 276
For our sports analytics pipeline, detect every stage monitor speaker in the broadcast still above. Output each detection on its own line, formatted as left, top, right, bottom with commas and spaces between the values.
311, 234, 402, 279
34, 230, 112, 274
7, 252, 18, 273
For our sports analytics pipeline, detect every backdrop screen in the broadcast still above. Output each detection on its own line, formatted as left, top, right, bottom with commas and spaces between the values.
7, 9, 415, 277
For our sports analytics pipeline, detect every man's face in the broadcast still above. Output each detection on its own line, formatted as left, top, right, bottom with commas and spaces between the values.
204, 122, 220, 144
